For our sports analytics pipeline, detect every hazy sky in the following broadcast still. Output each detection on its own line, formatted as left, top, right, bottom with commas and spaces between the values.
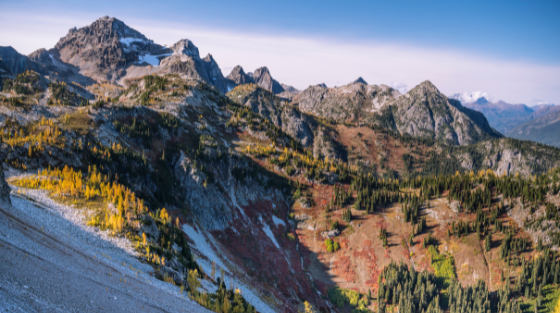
1, 0, 559, 105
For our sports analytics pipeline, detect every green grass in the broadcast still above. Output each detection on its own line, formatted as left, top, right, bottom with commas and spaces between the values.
428, 245, 456, 288
520, 285, 560, 313
327, 287, 370, 312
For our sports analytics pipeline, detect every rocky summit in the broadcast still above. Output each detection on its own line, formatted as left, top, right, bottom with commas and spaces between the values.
1, 15, 560, 313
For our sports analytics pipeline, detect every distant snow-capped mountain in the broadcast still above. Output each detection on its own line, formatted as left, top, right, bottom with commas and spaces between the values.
450, 91, 493, 104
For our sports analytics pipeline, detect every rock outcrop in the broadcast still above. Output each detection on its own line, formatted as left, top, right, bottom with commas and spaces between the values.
294, 82, 401, 122
226, 65, 293, 95
226, 65, 252, 87
201, 54, 228, 94
227, 84, 314, 147
250, 67, 285, 94
351, 77, 368, 85
0, 164, 11, 206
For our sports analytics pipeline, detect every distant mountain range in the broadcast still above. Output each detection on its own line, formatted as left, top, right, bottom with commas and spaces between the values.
450, 93, 560, 147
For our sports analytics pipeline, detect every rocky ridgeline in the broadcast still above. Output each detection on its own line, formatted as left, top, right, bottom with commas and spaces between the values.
294, 79, 401, 122
226, 65, 298, 95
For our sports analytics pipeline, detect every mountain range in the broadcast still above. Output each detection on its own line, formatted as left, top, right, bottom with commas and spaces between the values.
450, 93, 560, 147
1, 16, 560, 313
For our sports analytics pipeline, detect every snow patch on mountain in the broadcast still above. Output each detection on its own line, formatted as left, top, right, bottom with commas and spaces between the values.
120, 37, 147, 46
137, 53, 171, 66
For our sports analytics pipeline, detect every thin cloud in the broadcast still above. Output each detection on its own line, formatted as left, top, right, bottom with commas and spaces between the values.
391, 82, 408, 94
1, 12, 559, 104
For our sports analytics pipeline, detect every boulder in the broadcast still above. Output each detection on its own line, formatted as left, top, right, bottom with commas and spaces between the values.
321, 229, 340, 239
322, 172, 338, 185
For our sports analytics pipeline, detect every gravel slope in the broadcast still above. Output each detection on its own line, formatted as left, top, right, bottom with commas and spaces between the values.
0, 187, 212, 313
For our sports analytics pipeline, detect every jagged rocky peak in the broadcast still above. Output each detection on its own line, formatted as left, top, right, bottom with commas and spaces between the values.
201, 53, 227, 93
53, 16, 168, 82
226, 65, 289, 94
410, 80, 440, 94
251, 66, 285, 94
171, 39, 200, 58
227, 65, 253, 85
390, 80, 501, 145
351, 77, 368, 85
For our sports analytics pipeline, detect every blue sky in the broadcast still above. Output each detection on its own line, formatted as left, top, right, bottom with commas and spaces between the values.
1, 0, 559, 104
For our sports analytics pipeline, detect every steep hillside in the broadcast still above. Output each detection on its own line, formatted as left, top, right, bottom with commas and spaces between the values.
0, 167, 212, 313
507, 110, 560, 148
1, 74, 560, 313
2, 15, 560, 313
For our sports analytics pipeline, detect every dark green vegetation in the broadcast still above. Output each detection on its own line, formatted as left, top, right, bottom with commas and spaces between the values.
48, 82, 89, 106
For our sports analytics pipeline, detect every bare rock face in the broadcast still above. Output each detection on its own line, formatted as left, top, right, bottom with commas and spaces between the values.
226, 65, 293, 95
226, 65, 252, 86
53, 16, 169, 83
201, 54, 228, 94
251, 67, 285, 94
321, 229, 340, 239
228, 84, 314, 147
390, 81, 502, 145
119, 38, 228, 93
281, 106, 314, 147
351, 77, 368, 85
312, 126, 338, 161
44, 17, 228, 93
280, 83, 299, 94
294, 82, 400, 122
0, 164, 11, 206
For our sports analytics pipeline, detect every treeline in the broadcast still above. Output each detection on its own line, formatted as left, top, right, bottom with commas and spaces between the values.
377, 261, 442, 313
